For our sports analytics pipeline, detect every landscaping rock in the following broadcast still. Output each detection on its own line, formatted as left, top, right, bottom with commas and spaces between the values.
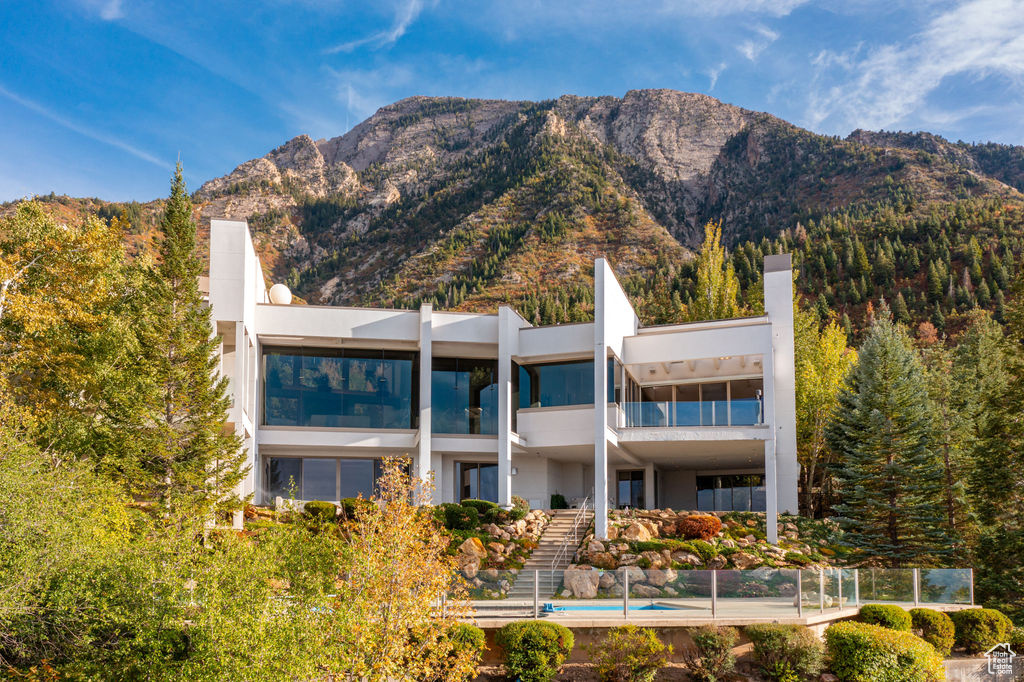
646, 568, 677, 587
730, 552, 761, 570
563, 567, 600, 598
487, 541, 505, 554
621, 565, 645, 585
671, 551, 702, 566
479, 568, 500, 582
619, 522, 653, 541
618, 553, 640, 566
708, 555, 728, 570
458, 537, 487, 560
588, 540, 605, 553
640, 550, 665, 568
461, 559, 479, 580
588, 552, 618, 570
598, 572, 618, 589
633, 584, 662, 598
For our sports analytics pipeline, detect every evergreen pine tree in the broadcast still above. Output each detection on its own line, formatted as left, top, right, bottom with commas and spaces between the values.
135, 164, 246, 517
826, 312, 952, 566
892, 292, 910, 324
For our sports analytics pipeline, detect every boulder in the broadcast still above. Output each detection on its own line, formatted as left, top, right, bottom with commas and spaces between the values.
671, 551, 703, 566
646, 568, 677, 587
619, 522, 653, 542
563, 567, 600, 599
479, 568, 500, 582
640, 550, 666, 569
512, 519, 527, 535
708, 555, 728, 570
621, 565, 645, 585
618, 553, 640, 566
487, 541, 505, 554
588, 540, 606, 553
633, 584, 663, 598
461, 558, 480, 580
730, 552, 761, 570
458, 537, 487, 559
721, 538, 737, 548
588, 552, 618, 570
484, 523, 502, 536
599, 572, 618, 589
607, 525, 620, 540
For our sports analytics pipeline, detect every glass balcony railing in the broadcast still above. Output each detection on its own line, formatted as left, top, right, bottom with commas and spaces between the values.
622, 399, 763, 428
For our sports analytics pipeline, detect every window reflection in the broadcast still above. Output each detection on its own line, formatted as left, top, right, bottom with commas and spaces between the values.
458, 462, 498, 502
518, 360, 594, 408
696, 474, 767, 512
265, 456, 388, 501
264, 348, 417, 429
432, 358, 498, 434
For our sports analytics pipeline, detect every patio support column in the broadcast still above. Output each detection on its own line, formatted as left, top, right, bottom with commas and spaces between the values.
417, 304, 434, 504
497, 307, 516, 509
644, 462, 655, 510
765, 438, 779, 544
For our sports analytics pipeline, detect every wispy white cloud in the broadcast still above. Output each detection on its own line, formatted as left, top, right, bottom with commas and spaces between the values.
325, 0, 434, 54
805, 0, 1024, 133
0, 83, 169, 169
677, 0, 808, 17
100, 0, 124, 20
738, 24, 780, 61
707, 62, 727, 90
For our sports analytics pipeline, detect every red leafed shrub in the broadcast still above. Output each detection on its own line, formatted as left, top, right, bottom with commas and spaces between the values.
678, 515, 722, 541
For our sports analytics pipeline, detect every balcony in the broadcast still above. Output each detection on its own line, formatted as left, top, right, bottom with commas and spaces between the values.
620, 398, 763, 428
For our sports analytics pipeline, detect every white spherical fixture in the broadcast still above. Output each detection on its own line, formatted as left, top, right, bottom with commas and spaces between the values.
269, 283, 293, 305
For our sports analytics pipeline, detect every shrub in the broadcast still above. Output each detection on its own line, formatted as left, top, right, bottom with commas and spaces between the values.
1010, 626, 1024, 648
496, 621, 574, 682
909, 608, 955, 656
784, 551, 813, 566
681, 539, 718, 563
481, 507, 505, 525
680, 625, 737, 682
550, 493, 568, 509
745, 623, 825, 682
446, 623, 486, 676
678, 515, 723, 541
303, 500, 337, 522
461, 499, 499, 515
339, 497, 368, 520
509, 495, 530, 520
586, 625, 671, 682
858, 604, 912, 631
949, 608, 1014, 653
435, 503, 479, 530
825, 621, 944, 682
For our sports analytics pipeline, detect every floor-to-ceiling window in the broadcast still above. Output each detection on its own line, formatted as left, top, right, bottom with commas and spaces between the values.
432, 358, 498, 434
264, 456, 388, 501
263, 348, 417, 429
623, 378, 764, 427
457, 462, 498, 502
518, 360, 594, 408
617, 470, 645, 509
696, 474, 766, 512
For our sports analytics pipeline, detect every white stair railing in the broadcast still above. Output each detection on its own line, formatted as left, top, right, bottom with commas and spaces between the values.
548, 497, 590, 592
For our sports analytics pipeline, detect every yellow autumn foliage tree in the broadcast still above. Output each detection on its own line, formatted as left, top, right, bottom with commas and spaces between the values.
685, 221, 741, 322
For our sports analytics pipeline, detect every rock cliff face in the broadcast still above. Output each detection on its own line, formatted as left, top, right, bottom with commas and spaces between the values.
194, 89, 1022, 312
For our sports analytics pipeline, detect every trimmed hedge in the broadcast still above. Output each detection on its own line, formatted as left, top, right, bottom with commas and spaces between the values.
586, 625, 671, 682
858, 604, 912, 631
909, 608, 955, 657
745, 623, 824, 682
825, 621, 944, 682
447, 622, 486, 672
678, 515, 723, 541
303, 500, 337, 522
949, 608, 1014, 654
550, 493, 568, 509
435, 503, 479, 530
496, 621, 574, 682
461, 499, 499, 515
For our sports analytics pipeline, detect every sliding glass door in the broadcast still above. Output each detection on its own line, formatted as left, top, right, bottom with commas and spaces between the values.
457, 462, 498, 502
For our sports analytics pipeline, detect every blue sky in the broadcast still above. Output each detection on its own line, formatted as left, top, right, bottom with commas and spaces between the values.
2, 0, 1023, 201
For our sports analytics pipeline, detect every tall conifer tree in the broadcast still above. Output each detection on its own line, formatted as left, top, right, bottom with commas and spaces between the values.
826, 310, 951, 566
136, 164, 246, 516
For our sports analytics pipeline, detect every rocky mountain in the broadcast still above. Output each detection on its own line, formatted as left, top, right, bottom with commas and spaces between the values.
191, 90, 1022, 323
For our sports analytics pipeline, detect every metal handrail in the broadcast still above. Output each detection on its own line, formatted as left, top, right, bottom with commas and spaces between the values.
548, 497, 590, 592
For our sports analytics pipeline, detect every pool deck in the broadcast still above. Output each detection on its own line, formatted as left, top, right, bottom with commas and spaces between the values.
466, 598, 977, 629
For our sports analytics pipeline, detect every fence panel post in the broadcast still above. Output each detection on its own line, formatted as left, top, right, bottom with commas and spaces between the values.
819, 567, 825, 613
623, 569, 629, 619
913, 568, 920, 607
797, 570, 803, 617
711, 570, 718, 619
854, 568, 860, 607
533, 570, 539, 618
969, 568, 975, 605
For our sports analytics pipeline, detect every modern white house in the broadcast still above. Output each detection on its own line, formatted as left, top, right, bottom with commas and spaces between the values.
208, 219, 798, 542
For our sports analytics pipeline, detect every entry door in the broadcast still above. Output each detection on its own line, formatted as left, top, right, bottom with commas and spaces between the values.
617, 470, 645, 509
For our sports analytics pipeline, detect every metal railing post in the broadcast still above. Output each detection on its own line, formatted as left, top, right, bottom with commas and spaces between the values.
819, 567, 825, 613
623, 569, 629, 619
797, 570, 803, 617
913, 568, 920, 607
855, 568, 860, 607
969, 569, 975, 605
533, 570, 539, 618
712, 570, 718, 619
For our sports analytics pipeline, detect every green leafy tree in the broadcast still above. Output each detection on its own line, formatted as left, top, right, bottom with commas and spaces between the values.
132, 165, 247, 516
685, 221, 740, 322
826, 311, 952, 566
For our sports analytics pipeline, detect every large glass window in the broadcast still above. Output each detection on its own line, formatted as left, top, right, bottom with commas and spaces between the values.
696, 474, 766, 512
518, 360, 594, 408
617, 470, 645, 509
265, 456, 386, 501
263, 348, 417, 429
432, 358, 498, 434
624, 378, 764, 427
458, 462, 498, 502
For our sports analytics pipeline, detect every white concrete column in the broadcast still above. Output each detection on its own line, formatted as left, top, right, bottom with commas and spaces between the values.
497, 307, 515, 509
763, 254, 799, 515
594, 298, 610, 540
764, 438, 779, 544
644, 462, 655, 510
417, 304, 433, 502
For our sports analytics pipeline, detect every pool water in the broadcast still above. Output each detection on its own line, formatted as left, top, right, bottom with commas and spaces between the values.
542, 603, 675, 613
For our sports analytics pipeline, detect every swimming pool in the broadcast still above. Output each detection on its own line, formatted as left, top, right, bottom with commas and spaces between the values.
542, 603, 676, 613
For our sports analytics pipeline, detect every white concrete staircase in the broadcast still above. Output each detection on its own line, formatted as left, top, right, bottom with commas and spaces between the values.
507, 508, 593, 600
